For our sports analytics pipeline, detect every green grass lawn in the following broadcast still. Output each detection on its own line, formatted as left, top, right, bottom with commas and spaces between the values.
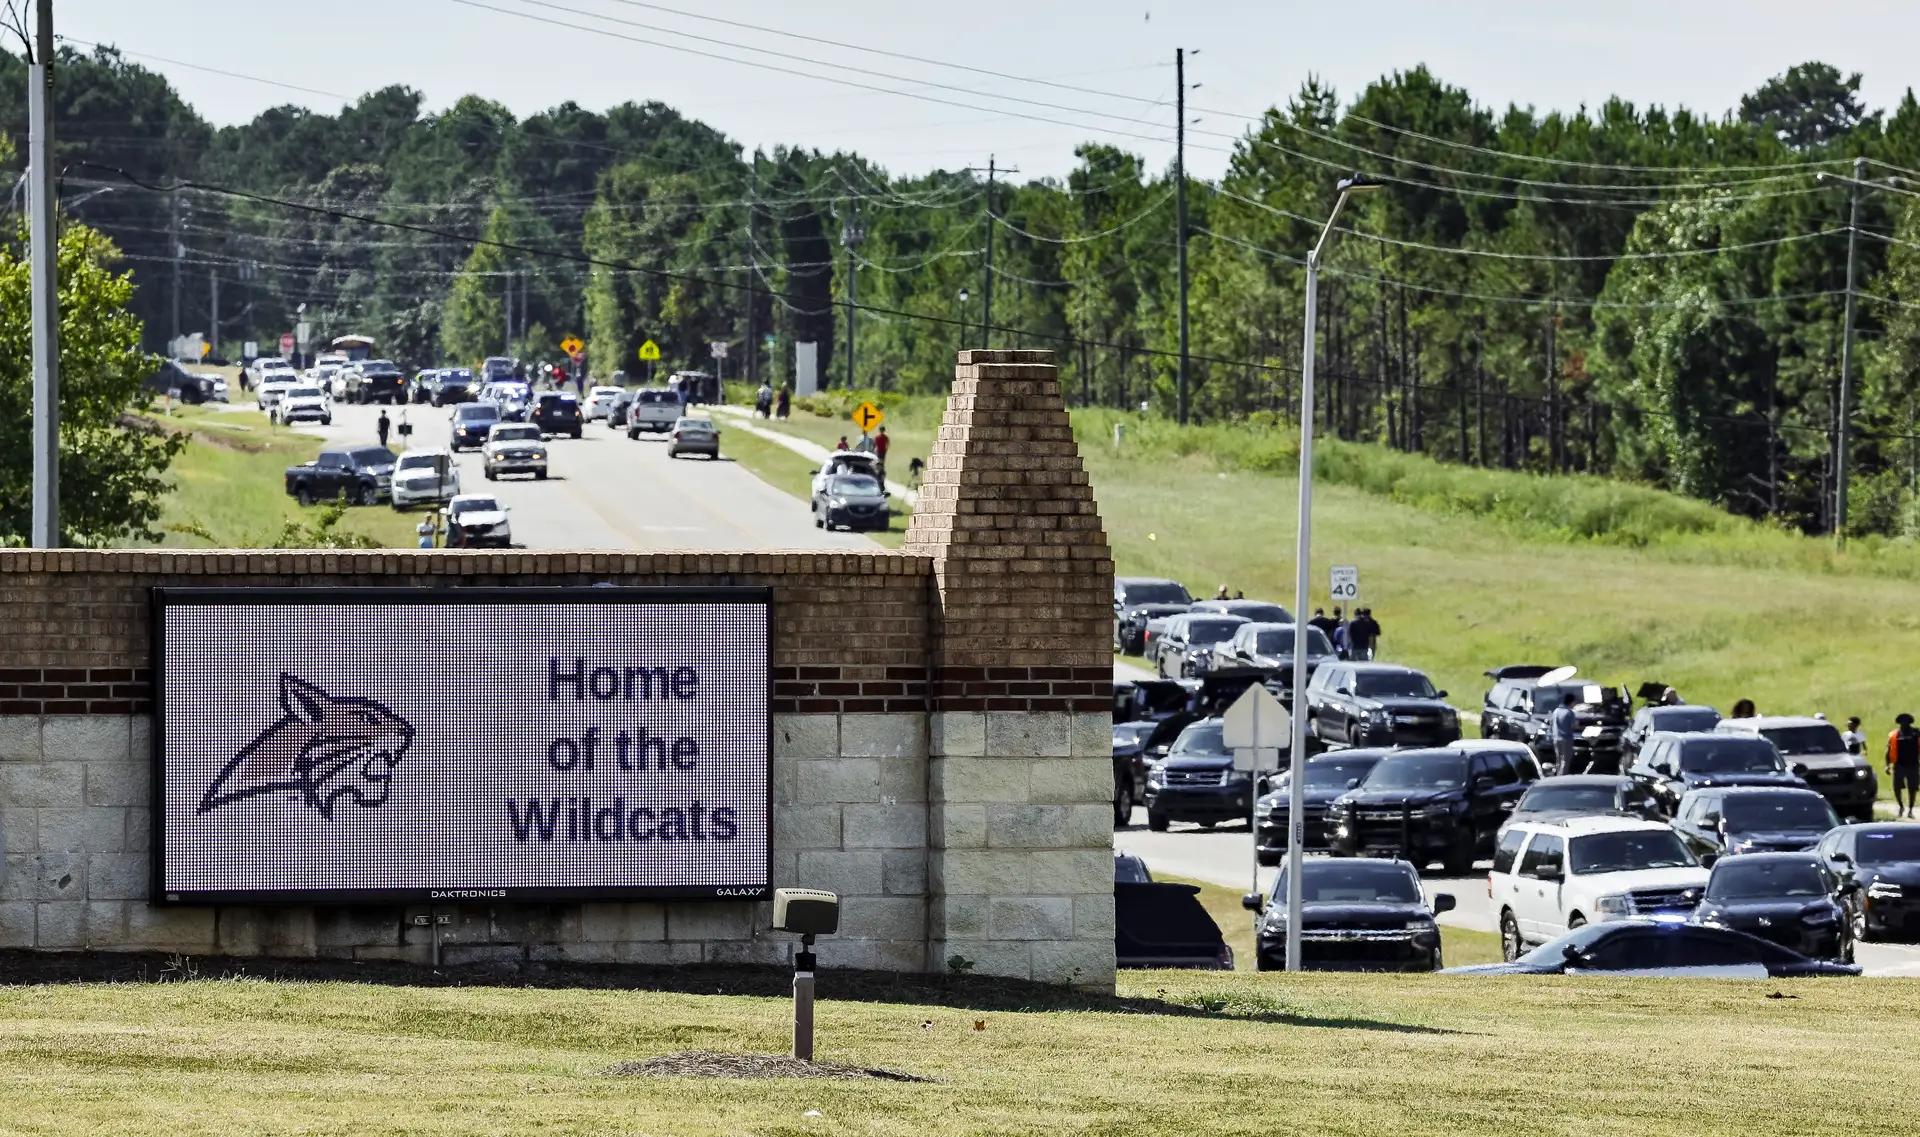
4, 970, 1913, 1135
136, 404, 418, 549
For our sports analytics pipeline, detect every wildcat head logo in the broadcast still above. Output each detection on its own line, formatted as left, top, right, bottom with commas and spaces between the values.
199, 674, 415, 819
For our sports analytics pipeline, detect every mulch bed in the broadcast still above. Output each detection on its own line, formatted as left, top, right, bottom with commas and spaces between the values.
606, 1050, 929, 1082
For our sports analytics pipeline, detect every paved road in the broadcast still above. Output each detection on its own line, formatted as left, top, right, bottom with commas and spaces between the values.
250, 399, 877, 552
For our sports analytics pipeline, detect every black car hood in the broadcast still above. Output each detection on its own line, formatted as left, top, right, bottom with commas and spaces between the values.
1353, 696, 1451, 714
1163, 755, 1233, 772
1679, 771, 1804, 789
1699, 898, 1836, 925
1260, 784, 1351, 810
1727, 828, 1828, 848
1335, 788, 1456, 809
1294, 901, 1429, 926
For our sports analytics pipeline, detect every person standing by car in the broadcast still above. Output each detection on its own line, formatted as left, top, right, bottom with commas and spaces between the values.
776, 386, 791, 420
873, 426, 891, 482
835, 436, 850, 451
1350, 608, 1381, 661
1843, 716, 1866, 757
1731, 698, 1757, 719
376, 409, 391, 448
1308, 608, 1337, 640
1552, 692, 1581, 775
1888, 714, 1920, 818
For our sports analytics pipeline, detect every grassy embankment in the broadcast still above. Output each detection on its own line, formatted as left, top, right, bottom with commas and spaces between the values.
134, 402, 416, 549
4, 968, 1912, 1135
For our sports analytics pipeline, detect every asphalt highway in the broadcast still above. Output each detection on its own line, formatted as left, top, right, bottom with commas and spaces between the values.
256, 398, 877, 552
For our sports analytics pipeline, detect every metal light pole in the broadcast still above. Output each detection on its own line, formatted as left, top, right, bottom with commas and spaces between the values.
1285, 174, 1380, 972
957, 286, 970, 355
28, 0, 59, 548
1835, 156, 1866, 547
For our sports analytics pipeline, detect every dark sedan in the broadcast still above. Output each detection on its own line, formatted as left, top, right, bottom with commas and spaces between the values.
1255, 749, 1391, 863
1672, 787, 1840, 858
1818, 824, 1920, 942
1245, 858, 1454, 972
1691, 853, 1852, 963
1447, 919, 1859, 977
1143, 719, 1255, 831
1113, 576, 1193, 654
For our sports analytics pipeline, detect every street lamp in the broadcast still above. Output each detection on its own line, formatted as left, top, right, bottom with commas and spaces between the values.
957, 286, 971, 355
1284, 172, 1381, 972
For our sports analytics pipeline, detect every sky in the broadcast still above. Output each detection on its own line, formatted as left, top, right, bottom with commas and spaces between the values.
56, 0, 1920, 181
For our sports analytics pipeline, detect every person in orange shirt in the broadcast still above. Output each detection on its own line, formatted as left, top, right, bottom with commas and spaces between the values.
1887, 713, 1920, 819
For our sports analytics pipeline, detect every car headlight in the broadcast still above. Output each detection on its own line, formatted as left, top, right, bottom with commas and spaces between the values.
1441, 708, 1458, 725
1418, 803, 1451, 818
1595, 894, 1631, 916
1146, 765, 1165, 786
1406, 918, 1438, 936
1261, 914, 1286, 935
1868, 881, 1903, 899
1368, 708, 1393, 723
1800, 906, 1839, 926
1855, 766, 1872, 780
827, 497, 847, 508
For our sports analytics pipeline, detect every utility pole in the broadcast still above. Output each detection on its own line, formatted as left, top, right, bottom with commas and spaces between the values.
170, 190, 182, 348
1836, 155, 1865, 548
747, 155, 759, 391
1175, 47, 1190, 425
209, 271, 219, 360
28, 0, 58, 547
981, 156, 995, 349
841, 205, 864, 390
503, 269, 513, 355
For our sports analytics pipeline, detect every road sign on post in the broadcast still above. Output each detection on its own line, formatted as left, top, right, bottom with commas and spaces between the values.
295, 322, 311, 347
1223, 681, 1289, 908
1330, 565, 1359, 603
636, 339, 661, 362
560, 335, 584, 357
709, 341, 728, 360
278, 333, 295, 357
851, 401, 884, 433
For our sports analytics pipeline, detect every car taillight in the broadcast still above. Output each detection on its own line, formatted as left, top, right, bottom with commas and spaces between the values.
671, 431, 681, 440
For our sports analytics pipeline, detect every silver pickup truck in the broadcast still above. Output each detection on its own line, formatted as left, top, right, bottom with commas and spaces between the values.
624, 387, 685, 436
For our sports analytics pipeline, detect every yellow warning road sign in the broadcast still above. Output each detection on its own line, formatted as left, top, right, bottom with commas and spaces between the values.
851, 401, 884, 432
637, 339, 662, 362
560, 335, 584, 357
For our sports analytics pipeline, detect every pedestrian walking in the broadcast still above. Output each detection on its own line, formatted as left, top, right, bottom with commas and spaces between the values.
1730, 698, 1757, 719
835, 436, 850, 451
1552, 692, 1582, 775
376, 409, 391, 448
907, 456, 925, 486
1308, 607, 1336, 640
1349, 608, 1381, 661
776, 386, 791, 420
756, 383, 774, 418
873, 425, 890, 482
1843, 716, 1866, 756
1333, 621, 1350, 659
1890, 714, 1920, 818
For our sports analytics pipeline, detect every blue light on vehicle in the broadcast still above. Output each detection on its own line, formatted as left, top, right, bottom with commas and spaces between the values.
1648, 912, 1689, 924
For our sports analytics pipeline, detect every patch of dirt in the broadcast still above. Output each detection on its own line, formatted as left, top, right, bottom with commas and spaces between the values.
606, 1050, 929, 1082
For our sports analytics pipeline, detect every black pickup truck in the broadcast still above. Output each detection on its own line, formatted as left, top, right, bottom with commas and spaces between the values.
285, 446, 397, 506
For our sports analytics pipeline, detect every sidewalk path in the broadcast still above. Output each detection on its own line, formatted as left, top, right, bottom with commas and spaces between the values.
710, 406, 920, 509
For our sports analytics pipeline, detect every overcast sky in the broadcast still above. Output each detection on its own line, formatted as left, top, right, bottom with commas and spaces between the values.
57, 0, 1920, 181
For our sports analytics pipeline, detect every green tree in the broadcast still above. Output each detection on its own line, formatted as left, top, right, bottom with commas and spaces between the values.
0, 222, 185, 545
1740, 63, 1875, 151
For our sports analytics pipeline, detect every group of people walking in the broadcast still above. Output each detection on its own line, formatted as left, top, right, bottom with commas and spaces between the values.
1305, 606, 1382, 661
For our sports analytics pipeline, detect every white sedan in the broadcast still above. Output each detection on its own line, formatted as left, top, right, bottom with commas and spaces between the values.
390, 449, 461, 510
445, 493, 511, 548
583, 385, 625, 421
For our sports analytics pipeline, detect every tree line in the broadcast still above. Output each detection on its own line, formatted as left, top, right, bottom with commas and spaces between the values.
8, 48, 1920, 535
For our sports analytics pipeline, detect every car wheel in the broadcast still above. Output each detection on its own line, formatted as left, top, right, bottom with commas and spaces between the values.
1428, 948, 1443, 972
1567, 914, 1587, 931
1500, 911, 1524, 962
1851, 900, 1873, 943
1113, 771, 1134, 828
352, 485, 371, 507
1147, 808, 1170, 833
1256, 847, 1281, 867
484, 469, 497, 481
295, 485, 314, 508
1442, 828, 1476, 875
535, 470, 548, 480
321, 416, 332, 426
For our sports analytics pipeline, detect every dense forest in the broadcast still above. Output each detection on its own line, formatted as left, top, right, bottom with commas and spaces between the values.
8, 47, 1920, 535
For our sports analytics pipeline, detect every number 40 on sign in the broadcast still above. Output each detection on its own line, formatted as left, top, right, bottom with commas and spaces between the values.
1330, 565, 1359, 602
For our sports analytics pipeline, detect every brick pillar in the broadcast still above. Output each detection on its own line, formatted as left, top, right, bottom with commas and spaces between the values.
909, 349, 1115, 991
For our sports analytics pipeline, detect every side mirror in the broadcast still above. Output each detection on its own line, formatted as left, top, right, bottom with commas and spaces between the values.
1700, 852, 1718, 868
1347, 777, 1362, 790
1562, 943, 1590, 967
1431, 893, 1457, 915
1437, 690, 1449, 699
1792, 763, 1810, 778
1535, 865, 1563, 882
1240, 892, 1264, 912
1831, 852, 1853, 865
1473, 775, 1496, 792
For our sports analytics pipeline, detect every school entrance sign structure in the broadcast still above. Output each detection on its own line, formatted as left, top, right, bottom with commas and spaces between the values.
0, 350, 1117, 991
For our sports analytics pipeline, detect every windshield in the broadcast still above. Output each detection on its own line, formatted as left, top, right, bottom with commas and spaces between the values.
1759, 725, 1846, 756
287, 387, 323, 399
396, 454, 445, 470
1114, 856, 1152, 884
1362, 753, 1467, 791
1301, 757, 1381, 789
452, 498, 500, 515
637, 390, 680, 404
830, 475, 881, 495
1355, 671, 1438, 699
1650, 707, 1721, 732
491, 426, 540, 442
455, 405, 498, 421
1707, 859, 1827, 900
677, 419, 715, 430
1568, 829, 1697, 873
1277, 862, 1421, 904
1169, 722, 1226, 757
1678, 739, 1783, 775
1855, 829, 1920, 864
1518, 784, 1618, 813
1252, 627, 1335, 656
1124, 582, 1190, 605
348, 447, 396, 467
1184, 619, 1242, 646
1722, 794, 1839, 830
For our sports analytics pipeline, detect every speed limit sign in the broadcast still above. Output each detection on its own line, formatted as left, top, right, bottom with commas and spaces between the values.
1330, 565, 1359, 602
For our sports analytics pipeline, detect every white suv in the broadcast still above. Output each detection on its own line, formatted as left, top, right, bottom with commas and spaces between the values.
1490, 815, 1709, 961
1714, 715, 1878, 822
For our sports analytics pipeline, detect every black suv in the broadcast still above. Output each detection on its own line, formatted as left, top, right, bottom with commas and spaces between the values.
1508, 774, 1666, 824
1306, 662, 1460, 748
351, 360, 407, 405
1672, 787, 1840, 858
1152, 614, 1248, 679
433, 367, 477, 406
1328, 745, 1537, 872
531, 391, 584, 438
1114, 577, 1192, 654
1188, 598, 1292, 624
1621, 704, 1723, 766
1142, 718, 1256, 831
1212, 622, 1335, 697
1480, 665, 1632, 773
1255, 748, 1392, 862
1243, 857, 1455, 971
1627, 731, 1808, 815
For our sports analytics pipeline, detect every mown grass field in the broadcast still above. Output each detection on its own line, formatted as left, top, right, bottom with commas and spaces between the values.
3, 970, 1912, 1136
135, 403, 416, 549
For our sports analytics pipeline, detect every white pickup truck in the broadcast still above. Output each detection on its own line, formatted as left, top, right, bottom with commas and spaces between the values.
624, 387, 684, 436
